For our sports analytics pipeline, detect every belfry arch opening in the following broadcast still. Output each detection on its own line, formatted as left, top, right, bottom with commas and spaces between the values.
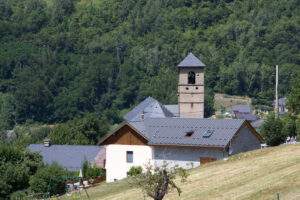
188, 71, 196, 84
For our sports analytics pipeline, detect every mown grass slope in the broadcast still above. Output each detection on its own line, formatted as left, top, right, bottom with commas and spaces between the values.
64, 144, 300, 200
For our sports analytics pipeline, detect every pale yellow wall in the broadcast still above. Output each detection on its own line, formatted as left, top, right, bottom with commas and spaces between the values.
178, 67, 204, 118
178, 85, 204, 94
178, 93, 204, 103
179, 103, 204, 118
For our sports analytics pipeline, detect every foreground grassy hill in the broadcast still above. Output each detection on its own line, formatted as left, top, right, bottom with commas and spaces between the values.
65, 144, 300, 200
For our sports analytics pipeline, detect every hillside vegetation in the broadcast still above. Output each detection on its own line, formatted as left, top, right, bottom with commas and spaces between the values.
0, 0, 299, 145
64, 144, 300, 200
214, 93, 252, 112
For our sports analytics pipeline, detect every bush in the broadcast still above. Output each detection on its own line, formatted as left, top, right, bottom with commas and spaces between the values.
29, 163, 69, 196
82, 160, 105, 179
0, 144, 43, 199
261, 113, 285, 146
127, 166, 143, 177
10, 190, 29, 200
281, 115, 297, 137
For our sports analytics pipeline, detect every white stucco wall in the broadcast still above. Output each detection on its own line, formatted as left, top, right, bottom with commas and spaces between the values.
105, 144, 153, 182
153, 146, 225, 169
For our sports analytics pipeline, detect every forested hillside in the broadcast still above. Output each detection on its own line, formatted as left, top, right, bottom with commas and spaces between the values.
0, 0, 299, 144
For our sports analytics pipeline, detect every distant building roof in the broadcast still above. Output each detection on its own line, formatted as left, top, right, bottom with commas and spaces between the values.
124, 97, 174, 122
164, 104, 179, 117
28, 144, 101, 171
273, 97, 286, 107
251, 119, 264, 129
234, 113, 258, 122
177, 53, 206, 67
231, 105, 251, 113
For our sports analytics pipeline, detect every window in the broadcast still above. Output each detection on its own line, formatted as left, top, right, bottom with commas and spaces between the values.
185, 131, 194, 137
203, 130, 214, 138
188, 71, 196, 84
126, 151, 133, 163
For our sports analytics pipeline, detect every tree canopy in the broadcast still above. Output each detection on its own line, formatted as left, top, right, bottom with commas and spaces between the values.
0, 0, 299, 144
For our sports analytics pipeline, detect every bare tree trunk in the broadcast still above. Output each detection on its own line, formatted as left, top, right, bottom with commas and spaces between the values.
154, 170, 169, 200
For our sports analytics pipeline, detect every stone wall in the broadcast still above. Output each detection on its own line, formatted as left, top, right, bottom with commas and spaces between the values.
178, 68, 204, 118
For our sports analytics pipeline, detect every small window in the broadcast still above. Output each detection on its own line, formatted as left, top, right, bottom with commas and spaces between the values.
196, 87, 198, 90
203, 130, 214, 138
185, 131, 194, 137
126, 151, 133, 163
186, 87, 189, 90
188, 71, 196, 84
191, 103, 193, 108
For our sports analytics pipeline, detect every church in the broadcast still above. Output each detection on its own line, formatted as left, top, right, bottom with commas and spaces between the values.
98, 53, 263, 182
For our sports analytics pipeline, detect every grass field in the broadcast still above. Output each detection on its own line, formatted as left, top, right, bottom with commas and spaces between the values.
63, 144, 300, 200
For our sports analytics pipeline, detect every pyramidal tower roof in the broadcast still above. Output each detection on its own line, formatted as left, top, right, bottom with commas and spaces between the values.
177, 52, 206, 67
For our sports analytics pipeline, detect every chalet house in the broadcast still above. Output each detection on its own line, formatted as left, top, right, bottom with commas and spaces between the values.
98, 53, 263, 182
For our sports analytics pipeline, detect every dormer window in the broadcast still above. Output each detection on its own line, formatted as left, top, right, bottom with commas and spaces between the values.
185, 131, 194, 137
203, 130, 214, 138
188, 71, 195, 84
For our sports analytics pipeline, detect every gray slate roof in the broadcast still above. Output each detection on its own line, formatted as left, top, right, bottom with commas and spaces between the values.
128, 120, 148, 138
124, 97, 174, 122
231, 105, 251, 113
178, 53, 206, 67
251, 119, 264, 129
234, 112, 258, 122
164, 104, 179, 117
128, 118, 246, 148
28, 144, 101, 171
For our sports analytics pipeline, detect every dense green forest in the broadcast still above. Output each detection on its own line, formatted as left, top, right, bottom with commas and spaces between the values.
0, 0, 299, 144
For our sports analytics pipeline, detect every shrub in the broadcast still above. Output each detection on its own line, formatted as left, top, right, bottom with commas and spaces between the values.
281, 115, 297, 137
10, 190, 29, 200
127, 166, 143, 177
82, 160, 105, 179
29, 163, 69, 196
0, 144, 43, 199
261, 113, 285, 146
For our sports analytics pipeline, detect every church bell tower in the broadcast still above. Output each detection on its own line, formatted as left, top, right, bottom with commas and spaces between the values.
177, 53, 205, 118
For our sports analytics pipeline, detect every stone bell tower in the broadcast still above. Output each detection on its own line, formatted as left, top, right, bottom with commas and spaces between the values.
177, 53, 205, 118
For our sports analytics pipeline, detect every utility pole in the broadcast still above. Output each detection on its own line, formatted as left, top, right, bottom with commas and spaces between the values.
275, 65, 279, 117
